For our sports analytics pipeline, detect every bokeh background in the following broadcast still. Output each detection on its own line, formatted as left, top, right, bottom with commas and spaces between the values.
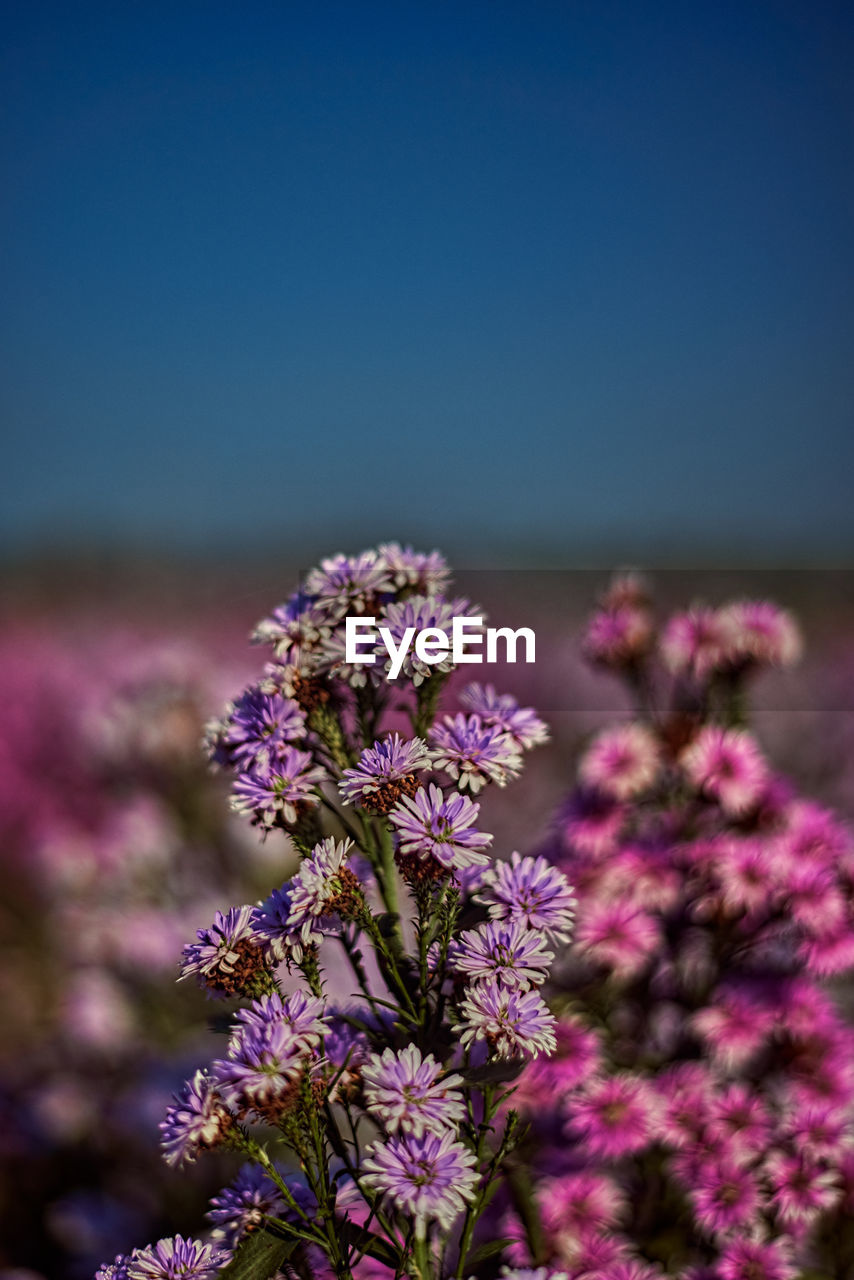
2, 2, 853, 1275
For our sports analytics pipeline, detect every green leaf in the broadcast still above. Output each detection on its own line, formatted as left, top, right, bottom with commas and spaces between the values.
462, 1058, 526, 1085
462, 1237, 515, 1270
217, 1228, 297, 1280
337, 1220, 400, 1269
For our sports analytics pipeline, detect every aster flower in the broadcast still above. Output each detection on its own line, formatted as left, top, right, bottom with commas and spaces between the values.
206, 1163, 286, 1247
339, 734, 431, 813
478, 852, 576, 943
224, 686, 306, 768
230, 990, 328, 1056
458, 980, 556, 1058
361, 1044, 465, 1138
687, 1157, 764, 1238
583, 603, 654, 668
360, 1129, 478, 1236
160, 1069, 234, 1167
377, 542, 451, 595
428, 713, 523, 792
718, 600, 803, 669
680, 726, 767, 817
766, 1151, 841, 1229
254, 881, 300, 962
284, 837, 364, 952
454, 919, 554, 990
376, 595, 481, 684
304, 550, 395, 620
389, 783, 492, 872
127, 1235, 229, 1280
179, 905, 270, 997
97, 1255, 135, 1280
660, 606, 733, 680
212, 1019, 306, 1122
252, 592, 331, 666
231, 746, 327, 828
573, 900, 660, 979
717, 1238, 796, 1280
579, 723, 661, 801
459, 683, 549, 750
565, 1074, 659, 1159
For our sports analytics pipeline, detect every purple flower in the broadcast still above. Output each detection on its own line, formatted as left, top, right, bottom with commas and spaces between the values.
377, 542, 451, 595
211, 1019, 306, 1122
304, 551, 394, 620
458, 980, 556, 1058
361, 1129, 478, 1235
361, 1044, 465, 1138
459, 683, 549, 750
159, 1069, 233, 1167
428, 713, 523, 793
179, 905, 269, 997
224, 686, 306, 768
231, 746, 327, 828
127, 1235, 229, 1280
389, 783, 492, 872
479, 852, 576, 943
230, 990, 328, 1056
252, 592, 330, 667
454, 920, 554, 990
206, 1163, 286, 1247
97, 1256, 134, 1280
284, 837, 364, 953
376, 595, 480, 685
339, 734, 431, 813
255, 882, 299, 962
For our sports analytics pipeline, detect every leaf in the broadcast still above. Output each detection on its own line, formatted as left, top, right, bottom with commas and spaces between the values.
218, 1227, 298, 1280
338, 1219, 400, 1269
463, 1237, 516, 1270
462, 1058, 527, 1085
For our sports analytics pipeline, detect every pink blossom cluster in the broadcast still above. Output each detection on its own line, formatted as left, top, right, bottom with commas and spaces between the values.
497, 579, 854, 1280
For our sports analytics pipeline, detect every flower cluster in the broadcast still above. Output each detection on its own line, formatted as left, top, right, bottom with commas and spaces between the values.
95, 546, 559, 1280
496, 577, 854, 1279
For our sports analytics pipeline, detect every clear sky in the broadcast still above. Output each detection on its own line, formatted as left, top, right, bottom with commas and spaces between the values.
2, 1, 853, 563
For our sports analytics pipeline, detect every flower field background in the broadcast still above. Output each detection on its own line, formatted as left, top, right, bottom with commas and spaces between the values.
1, 554, 854, 1280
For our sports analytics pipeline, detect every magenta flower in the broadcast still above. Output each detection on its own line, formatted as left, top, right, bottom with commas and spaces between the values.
718, 599, 802, 669
717, 1238, 796, 1280
579, 723, 661, 801
687, 1157, 764, 1238
574, 899, 660, 979
583, 603, 654, 668
565, 1074, 659, 1159
680, 726, 768, 816
660, 606, 732, 680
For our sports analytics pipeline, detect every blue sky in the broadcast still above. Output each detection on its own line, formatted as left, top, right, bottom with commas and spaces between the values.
2, 1, 853, 562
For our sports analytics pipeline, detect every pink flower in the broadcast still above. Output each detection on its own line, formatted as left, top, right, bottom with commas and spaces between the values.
539, 1171, 626, 1240
579, 724, 662, 801
574, 900, 660, 979
680, 727, 767, 816
564, 1074, 658, 1159
660, 607, 732, 680
717, 1238, 796, 1280
718, 600, 802, 669
511, 1017, 602, 1109
688, 1157, 764, 1237
766, 1151, 841, 1231
692, 985, 778, 1070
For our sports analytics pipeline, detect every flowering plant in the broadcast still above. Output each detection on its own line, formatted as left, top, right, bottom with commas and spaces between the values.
96, 546, 569, 1280
498, 577, 854, 1279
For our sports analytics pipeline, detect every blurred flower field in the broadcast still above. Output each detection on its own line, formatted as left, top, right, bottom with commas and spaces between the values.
1, 555, 853, 1280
